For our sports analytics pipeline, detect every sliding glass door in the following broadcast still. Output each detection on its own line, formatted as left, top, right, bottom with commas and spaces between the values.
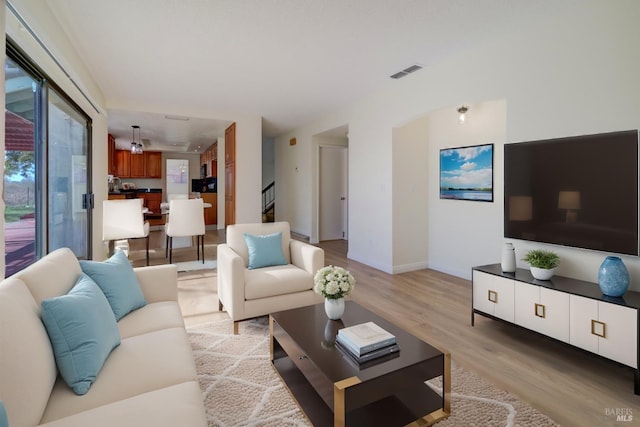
47, 89, 91, 256
4, 42, 92, 277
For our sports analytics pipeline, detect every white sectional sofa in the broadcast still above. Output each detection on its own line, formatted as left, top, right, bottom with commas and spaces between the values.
0, 248, 207, 427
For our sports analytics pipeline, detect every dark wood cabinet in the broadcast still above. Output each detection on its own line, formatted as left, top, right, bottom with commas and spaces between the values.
107, 134, 116, 175
201, 192, 217, 225
225, 123, 236, 226
130, 153, 146, 177
114, 150, 162, 178
115, 149, 130, 177
145, 152, 162, 178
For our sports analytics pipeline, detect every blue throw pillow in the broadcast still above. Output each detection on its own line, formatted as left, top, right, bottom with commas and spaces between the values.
41, 274, 121, 395
243, 232, 288, 270
80, 250, 146, 320
0, 401, 8, 427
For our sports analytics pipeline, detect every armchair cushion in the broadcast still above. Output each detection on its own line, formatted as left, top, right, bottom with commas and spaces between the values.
244, 264, 314, 300
243, 232, 288, 269
80, 251, 146, 320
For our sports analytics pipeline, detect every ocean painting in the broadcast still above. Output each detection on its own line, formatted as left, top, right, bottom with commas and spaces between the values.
440, 143, 493, 202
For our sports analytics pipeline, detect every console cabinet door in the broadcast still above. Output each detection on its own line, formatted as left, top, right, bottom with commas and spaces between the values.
514, 284, 569, 342
598, 303, 637, 368
569, 295, 599, 354
570, 295, 637, 368
539, 287, 570, 342
473, 271, 514, 322
514, 282, 539, 331
472, 271, 496, 315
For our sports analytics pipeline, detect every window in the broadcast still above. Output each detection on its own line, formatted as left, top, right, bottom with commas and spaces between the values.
4, 41, 92, 277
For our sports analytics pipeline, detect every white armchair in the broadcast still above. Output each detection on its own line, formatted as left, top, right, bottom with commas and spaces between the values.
217, 222, 324, 334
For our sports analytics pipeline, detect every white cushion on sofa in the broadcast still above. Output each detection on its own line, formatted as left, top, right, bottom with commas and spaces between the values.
117, 301, 185, 339
38, 381, 206, 427
13, 248, 82, 308
0, 278, 58, 427
41, 327, 198, 423
244, 264, 314, 300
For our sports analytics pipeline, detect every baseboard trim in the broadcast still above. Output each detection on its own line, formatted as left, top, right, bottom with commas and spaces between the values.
392, 261, 429, 274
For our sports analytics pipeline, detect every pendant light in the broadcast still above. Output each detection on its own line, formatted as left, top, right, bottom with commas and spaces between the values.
130, 125, 143, 154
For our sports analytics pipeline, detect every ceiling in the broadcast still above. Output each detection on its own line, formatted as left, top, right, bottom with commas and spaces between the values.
42, 0, 573, 153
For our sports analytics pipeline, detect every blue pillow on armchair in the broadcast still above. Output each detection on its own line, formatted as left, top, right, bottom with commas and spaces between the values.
243, 232, 288, 269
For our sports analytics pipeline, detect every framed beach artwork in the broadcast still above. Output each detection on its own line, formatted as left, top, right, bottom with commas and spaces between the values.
440, 143, 494, 202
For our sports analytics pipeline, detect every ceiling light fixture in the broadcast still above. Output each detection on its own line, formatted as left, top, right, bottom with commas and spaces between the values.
165, 115, 190, 121
130, 125, 143, 154
457, 106, 469, 124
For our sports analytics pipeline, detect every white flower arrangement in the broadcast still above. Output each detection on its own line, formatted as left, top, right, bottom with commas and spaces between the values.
313, 265, 355, 300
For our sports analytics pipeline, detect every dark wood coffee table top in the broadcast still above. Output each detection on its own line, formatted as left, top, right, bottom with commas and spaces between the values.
270, 301, 451, 427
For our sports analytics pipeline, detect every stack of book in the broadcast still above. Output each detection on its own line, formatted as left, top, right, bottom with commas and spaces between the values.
336, 322, 399, 364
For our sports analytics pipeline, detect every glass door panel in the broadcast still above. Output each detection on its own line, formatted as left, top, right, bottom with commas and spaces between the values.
4, 56, 38, 276
47, 89, 91, 258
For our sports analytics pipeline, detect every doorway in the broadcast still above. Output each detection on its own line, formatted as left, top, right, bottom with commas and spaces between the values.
319, 146, 348, 241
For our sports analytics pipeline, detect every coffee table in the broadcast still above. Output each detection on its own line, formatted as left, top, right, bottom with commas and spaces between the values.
270, 301, 450, 426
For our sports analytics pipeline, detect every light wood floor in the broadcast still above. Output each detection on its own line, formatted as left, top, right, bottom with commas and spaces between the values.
130, 232, 639, 427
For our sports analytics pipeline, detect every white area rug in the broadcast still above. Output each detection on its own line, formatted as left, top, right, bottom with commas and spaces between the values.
175, 260, 217, 272
187, 318, 559, 427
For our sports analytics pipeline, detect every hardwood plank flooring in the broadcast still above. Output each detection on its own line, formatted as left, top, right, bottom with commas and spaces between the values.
131, 233, 639, 426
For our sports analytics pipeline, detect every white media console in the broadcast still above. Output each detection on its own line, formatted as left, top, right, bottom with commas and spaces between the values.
472, 264, 640, 395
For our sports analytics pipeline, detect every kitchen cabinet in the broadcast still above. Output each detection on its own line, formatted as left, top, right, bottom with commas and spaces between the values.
201, 193, 217, 225
130, 153, 146, 177
225, 123, 236, 226
145, 152, 162, 178
115, 150, 130, 177
114, 150, 162, 178
108, 134, 116, 175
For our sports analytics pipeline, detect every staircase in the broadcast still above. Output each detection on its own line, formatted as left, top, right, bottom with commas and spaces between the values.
262, 182, 275, 223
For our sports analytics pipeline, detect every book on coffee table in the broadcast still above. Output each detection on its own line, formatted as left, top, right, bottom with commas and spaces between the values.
337, 321, 396, 356
336, 339, 400, 364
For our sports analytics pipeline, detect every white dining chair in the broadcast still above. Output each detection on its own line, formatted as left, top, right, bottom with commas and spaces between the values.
102, 199, 150, 265
164, 198, 205, 264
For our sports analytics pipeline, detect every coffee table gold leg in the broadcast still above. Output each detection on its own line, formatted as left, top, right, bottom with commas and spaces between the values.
407, 352, 451, 426
334, 376, 361, 427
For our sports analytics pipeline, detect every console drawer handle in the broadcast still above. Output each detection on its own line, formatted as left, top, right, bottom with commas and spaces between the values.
535, 303, 546, 318
488, 290, 498, 303
591, 320, 606, 338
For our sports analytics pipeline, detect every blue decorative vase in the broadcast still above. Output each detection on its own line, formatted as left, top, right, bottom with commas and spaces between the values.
598, 256, 630, 297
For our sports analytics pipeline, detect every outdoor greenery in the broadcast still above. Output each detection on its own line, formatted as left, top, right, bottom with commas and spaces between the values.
522, 249, 560, 270
5, 206, 34, 223
5, 151, 35, 180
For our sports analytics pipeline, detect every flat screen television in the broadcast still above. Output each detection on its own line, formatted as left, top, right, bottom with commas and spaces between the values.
504, 130, 639, 256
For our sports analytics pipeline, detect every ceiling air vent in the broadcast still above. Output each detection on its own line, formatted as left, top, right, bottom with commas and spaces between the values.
390, 64, 423, 79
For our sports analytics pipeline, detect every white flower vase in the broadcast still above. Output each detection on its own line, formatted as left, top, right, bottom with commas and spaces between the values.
324, 298, 345, 320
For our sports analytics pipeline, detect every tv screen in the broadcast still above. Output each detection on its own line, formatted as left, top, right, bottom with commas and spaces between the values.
504, 130, 639, 256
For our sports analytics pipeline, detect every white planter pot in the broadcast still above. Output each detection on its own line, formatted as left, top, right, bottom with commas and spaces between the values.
530, 267, 556, 281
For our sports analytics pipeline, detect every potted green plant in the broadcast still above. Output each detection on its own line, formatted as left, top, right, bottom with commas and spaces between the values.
522, 249, 560, 280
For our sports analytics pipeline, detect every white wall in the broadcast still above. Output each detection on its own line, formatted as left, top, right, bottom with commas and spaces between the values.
276, 1, 640, 289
